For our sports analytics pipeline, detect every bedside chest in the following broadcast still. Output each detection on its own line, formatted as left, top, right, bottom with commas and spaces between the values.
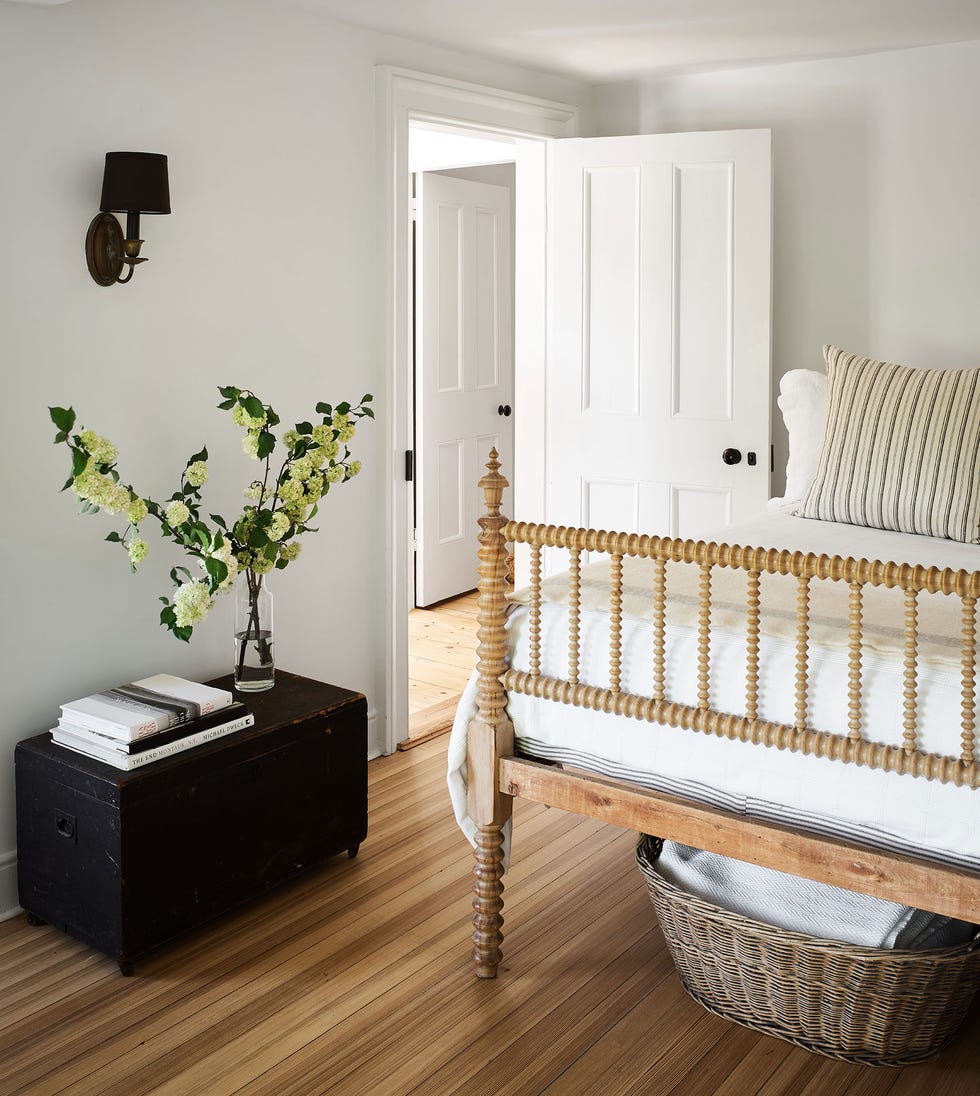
16, 671, 367, 973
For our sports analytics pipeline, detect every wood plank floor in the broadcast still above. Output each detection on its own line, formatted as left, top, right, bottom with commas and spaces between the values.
406, 591, 478, 744
1, 735, 978, 1095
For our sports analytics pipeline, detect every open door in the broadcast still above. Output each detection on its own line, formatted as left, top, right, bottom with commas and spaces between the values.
548, 130, 772, 542
415, 172, 514, 607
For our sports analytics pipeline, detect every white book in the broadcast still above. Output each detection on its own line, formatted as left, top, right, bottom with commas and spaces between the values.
60, 674, 234, 742
51, 712, 255, 770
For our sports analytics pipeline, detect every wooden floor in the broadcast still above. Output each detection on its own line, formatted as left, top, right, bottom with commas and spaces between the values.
406, 591, 479, 744
2, 736, 978, 1095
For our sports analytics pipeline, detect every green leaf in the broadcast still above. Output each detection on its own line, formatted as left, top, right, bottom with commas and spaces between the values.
188, 446, 208, 465
242, 395, 265, 420
362, 407, 375, 419
105, 531, 122, 542
54, 430, 68, 444
296, 421, 313, 435
275, 559, 288, 570
256, 431, 275, 459
70, 448, 88, 479
293, 439, 309, 458
336, 401, 351, 415
160, 605, 176, 625
249, 526, 270, 549
49, 406, 76, 433
218, 385, 240, 399
174, 626, 192, 643
210, 513, 227, 528
217, 398, 237, 410
205, 557, 229, 584
315, 402, 332, 416
266, 409, 280, 427
60, 476, 73, 492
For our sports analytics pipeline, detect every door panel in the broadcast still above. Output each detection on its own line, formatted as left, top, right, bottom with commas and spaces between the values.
549, 130, 771, 551
416, 173, 513, 606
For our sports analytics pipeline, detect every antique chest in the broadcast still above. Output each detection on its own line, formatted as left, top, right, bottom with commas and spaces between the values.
16, 671, 367, 973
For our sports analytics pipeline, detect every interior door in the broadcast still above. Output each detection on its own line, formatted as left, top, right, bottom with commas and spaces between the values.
415, 172, 513, 606
548, 130, 771, 544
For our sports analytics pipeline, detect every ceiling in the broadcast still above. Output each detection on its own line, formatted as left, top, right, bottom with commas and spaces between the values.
277, 0, 980, 81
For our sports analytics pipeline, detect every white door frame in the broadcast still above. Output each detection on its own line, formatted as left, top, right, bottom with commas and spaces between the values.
377, 66, 578, 754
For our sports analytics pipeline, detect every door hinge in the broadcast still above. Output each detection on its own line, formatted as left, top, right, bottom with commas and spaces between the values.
770, 444, 775, 473
405, 450, 414, 482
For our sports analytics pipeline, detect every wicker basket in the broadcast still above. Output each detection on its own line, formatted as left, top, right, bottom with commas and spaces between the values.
636, 835, 980, 1066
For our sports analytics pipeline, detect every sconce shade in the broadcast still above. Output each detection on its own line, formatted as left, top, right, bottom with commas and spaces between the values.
99, 152, 171, 215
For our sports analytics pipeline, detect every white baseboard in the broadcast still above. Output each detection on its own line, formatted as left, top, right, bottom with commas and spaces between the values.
0, 851, 19, 921
367, 708, 382, 760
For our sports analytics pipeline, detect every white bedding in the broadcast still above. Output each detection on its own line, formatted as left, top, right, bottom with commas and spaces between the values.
447, 507, 980, 868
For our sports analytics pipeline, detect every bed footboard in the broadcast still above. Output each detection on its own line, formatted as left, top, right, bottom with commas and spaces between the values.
466, 451, 980, 978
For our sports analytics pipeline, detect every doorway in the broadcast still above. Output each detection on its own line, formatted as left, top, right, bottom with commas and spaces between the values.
405, 124, 516, 744
379, 66, 580, 755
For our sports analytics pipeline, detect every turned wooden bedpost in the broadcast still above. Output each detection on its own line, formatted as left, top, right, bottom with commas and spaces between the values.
467, 449, 515, 978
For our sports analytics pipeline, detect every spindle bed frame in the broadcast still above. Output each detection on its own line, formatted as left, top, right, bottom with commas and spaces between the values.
466, 451, 980, 978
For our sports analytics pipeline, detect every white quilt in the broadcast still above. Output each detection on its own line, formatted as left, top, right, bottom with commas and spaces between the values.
447, 507, 980, 868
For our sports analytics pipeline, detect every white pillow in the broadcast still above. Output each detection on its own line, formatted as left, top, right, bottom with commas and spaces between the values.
774, 368, 828, 505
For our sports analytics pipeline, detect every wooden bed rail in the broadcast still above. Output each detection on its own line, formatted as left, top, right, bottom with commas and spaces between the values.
466, 451, 980, 978
501, 757, 980, 926
503, 521, 980, 781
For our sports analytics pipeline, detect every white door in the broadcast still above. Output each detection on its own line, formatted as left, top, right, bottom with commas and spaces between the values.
415, 172, 513, 606
548, 130, 771, 543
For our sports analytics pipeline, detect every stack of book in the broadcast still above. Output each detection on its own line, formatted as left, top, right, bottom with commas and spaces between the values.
51, 674, 254, 770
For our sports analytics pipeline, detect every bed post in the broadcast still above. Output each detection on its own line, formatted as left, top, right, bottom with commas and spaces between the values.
468, 449, 515, 978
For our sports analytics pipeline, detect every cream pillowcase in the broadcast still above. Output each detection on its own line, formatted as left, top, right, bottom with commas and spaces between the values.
798, 345, 980, 543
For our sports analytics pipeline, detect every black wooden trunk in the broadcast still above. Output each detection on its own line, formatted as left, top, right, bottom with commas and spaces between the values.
15, 672, 367, 972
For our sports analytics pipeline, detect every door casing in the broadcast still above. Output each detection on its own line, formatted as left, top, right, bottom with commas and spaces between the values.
378, 66, 579, 753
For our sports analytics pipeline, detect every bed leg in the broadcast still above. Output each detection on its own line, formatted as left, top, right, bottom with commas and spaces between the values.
472, 823, 506, 978
468, 449, 514, 978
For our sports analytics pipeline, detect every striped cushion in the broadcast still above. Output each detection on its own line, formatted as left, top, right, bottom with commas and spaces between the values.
798, 346, 980, 543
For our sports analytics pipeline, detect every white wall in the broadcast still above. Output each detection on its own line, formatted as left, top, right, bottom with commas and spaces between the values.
595, 40, 980, 494
0, 0, 590, 917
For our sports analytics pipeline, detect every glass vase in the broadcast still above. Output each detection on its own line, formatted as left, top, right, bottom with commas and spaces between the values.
234, 570, 274, 691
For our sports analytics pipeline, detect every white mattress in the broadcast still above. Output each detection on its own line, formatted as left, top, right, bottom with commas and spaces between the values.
448, 508, 980, 869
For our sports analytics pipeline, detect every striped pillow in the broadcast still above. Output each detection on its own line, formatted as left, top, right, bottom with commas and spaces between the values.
798, 346, 980, 543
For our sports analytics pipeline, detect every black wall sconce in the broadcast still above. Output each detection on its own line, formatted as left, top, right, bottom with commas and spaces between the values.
85, 152, 171, 286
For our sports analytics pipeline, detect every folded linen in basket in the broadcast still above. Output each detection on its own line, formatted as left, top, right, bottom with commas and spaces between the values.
655, 841, 976, 950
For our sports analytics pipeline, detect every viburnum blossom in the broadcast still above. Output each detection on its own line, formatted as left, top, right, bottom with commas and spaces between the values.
185, 460, 208, 488
49, 385, 372, 643
267, 513, 290, 542
242, 430, 261, 459
165, 500, 190, 527
127, 496, 148, 525
127, 538, 149, 564
173, 580, 213, 627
